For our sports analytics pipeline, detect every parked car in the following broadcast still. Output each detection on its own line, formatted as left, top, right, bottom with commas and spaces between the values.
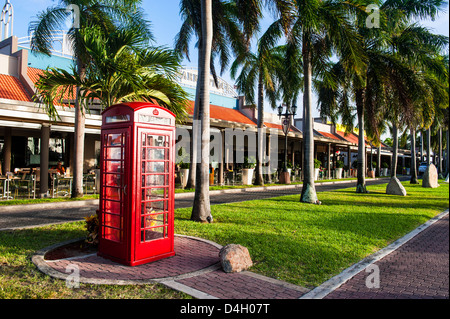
418, 162, 428, 176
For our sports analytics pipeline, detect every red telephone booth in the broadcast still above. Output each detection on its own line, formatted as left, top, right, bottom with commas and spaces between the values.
98, 102, 176, 266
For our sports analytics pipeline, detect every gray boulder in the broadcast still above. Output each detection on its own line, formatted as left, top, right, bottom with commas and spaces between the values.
386, 177, 407, 196
422, 164, 439, 188
219, 244, 253, 273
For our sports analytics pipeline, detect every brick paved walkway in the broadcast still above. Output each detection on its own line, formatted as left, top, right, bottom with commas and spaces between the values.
324, 213, 449, 299
175, 270, 305, 299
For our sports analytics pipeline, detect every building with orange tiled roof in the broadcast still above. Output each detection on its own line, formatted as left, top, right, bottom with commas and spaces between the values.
1, 32, 411, 196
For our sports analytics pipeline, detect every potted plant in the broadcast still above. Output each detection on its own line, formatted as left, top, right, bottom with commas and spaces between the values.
242, 156, 256, 185
351, 160, 358, 177
287, 161, 293, 176
177, 147, 190, 188
381, 162, 389, 176
294, 163, 301, 181
179, 161, 190, 188
368, 161, 376, 178
336, 160, 344, 179
314, 159, 321, 181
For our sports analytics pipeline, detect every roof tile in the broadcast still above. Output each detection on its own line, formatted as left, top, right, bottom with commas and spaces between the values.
0, 74, 32, 102
187, 100, 256, 126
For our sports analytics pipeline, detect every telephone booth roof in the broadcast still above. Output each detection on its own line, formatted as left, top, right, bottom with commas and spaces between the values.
102, 102, 176, 126
102, 102, 175, 116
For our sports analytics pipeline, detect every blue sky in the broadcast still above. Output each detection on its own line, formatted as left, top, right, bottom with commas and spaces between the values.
9, 0, 450, 119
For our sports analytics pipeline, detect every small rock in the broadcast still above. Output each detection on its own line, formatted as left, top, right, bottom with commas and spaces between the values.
422, 164, 439, 188
386, 176, 407, 196
219, 244, 253, 273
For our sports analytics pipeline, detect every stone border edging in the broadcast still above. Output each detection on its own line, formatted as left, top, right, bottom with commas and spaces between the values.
299, 209, 450, 299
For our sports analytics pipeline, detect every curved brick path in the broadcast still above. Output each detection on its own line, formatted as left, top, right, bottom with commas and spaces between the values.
33, 235, 309, 299
42, 236, 220, 281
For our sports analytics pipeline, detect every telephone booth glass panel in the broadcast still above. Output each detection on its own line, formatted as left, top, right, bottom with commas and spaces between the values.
101, 132, 126, 242
140, 132, 170, 243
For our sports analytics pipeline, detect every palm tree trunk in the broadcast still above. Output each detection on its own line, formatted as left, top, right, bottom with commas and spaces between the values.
191, 0, 212, 222
187, 52, 202, 189
255, 72, 264, 186
72, 60, 86, 198
266, 135, 272, 183
355, 89, 367, 193
447, 129, 449, 176
438, 128, 442, 174
376, 145, 381, 177
446, 129, 449, 176
410, 127, 419, 184
420, 130, 424, 162
300, 32, 318, 204
427, 128, 431, 166
391, 123, 398, 178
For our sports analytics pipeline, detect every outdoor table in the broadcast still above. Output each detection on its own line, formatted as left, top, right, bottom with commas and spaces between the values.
1, 175, 19, 200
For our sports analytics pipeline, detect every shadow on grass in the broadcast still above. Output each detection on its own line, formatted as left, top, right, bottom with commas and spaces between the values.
0, 221, 85, 256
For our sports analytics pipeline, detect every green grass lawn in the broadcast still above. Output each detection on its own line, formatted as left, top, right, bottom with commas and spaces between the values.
0, 221, 190, 299
174, 181, 449, 288
0, 180, 448, 298
174, 178, 360, 193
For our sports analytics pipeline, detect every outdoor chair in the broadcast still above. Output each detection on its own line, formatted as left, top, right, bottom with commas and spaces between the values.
0, 177, 4, 199
225, 171, 234, 185
1, 176, 13, 200
10, 178, 33, 199
234, 170, 242, 185
83, 174, 96, 194
52, 175, 72, 197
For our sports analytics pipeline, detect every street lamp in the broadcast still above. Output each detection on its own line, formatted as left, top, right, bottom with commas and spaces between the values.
278, 104, 297, 176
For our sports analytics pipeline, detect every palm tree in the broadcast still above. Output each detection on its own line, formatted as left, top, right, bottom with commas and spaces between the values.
29, 0, 151, 198
35, 26, 189, 120
230, 25, 285, 186
319, 0, 447, 193
385, 27, 448, 180
175, 0, 247, 190
372, 1, 448, 182
278, 0, 367, 203
189, 0, 214, 222
181, 0, 289, 221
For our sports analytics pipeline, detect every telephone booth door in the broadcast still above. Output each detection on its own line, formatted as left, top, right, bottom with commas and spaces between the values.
135, 128, 175, 262
99, 128, 130, 261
